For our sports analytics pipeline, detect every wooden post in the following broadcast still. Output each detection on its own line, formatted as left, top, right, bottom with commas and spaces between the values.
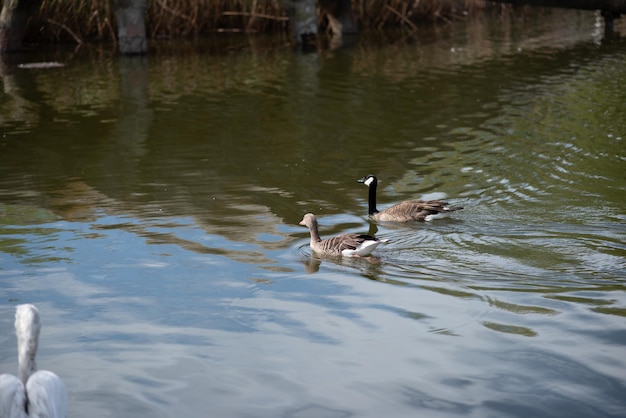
284, 0, 318, 46
114, 0, 148, 55
602, 9, 621, 31
320, 0, 357, 36
0, 0, 42, 53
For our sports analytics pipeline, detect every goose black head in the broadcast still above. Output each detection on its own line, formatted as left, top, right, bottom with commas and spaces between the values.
357, 175, 378, 187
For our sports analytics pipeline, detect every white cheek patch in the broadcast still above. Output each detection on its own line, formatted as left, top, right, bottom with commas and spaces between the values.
364, 177, 374, 187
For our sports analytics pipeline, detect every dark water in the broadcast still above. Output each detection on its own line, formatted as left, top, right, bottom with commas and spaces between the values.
1, 10, 625, 418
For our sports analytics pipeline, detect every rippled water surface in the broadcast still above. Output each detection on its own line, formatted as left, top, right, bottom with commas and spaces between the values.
1, 10, 625, 418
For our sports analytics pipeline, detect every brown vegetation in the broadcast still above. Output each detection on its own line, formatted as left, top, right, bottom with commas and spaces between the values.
21, 0, 496, 44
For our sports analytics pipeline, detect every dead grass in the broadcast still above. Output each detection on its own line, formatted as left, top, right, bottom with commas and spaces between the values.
23, 0, 498, 43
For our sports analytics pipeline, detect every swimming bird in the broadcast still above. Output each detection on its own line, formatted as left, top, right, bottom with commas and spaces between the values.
0, 304, 67, 418
357, 174, 463, 222
299, 213, 386, 257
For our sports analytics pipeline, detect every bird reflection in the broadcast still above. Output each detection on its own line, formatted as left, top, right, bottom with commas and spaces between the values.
299, 245, 383, 275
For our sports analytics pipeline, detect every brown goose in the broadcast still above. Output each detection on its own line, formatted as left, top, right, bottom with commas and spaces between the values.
299, 213, 386, 257
357, 174, 463, 222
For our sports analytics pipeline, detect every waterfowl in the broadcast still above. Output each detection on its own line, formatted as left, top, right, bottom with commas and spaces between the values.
0, 304, 67, 418
299, 213, 385, 257
357, 174, 463, 222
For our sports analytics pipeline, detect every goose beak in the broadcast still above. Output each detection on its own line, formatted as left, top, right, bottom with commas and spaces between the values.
357, 177, 366, 183
299, 220, 305, 226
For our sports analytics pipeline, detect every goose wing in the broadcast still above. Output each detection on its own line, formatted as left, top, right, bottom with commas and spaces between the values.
319, 233, 377, 254
379, 200, 462, 221
26, 371, 67, 418
0, 374, 27, 418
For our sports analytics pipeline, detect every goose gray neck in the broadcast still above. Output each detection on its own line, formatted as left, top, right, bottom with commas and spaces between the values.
307, 217, 322, 243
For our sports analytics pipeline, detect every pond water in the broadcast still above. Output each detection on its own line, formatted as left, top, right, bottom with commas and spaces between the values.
1, 9, 625, 418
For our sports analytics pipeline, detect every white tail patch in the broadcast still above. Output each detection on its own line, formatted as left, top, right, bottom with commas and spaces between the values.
342, 240, 381, 257
425, 213, 450, 222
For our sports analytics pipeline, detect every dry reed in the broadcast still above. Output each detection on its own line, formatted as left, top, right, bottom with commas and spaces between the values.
22, 0, 497, 44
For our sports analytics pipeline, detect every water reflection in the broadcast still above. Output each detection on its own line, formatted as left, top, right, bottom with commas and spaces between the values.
1, 9, 626, 418
298, 244, 385, 278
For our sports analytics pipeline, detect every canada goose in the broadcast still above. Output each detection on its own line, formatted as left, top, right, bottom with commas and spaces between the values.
0, 304, 67, 418
299, 213, 386, 257
357, 174, 463, 222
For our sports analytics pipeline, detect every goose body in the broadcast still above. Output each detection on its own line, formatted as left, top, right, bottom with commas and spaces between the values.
0, 304, 67, 418
299, 213, 385, 257
357, 175, 463, 222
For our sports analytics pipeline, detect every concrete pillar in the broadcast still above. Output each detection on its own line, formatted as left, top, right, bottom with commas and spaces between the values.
284, 0, 318, 46
0, 0, 42, 53
114, 0, 148, 55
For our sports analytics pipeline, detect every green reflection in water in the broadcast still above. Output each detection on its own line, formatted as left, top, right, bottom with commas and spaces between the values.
0, 204, 59, 225
482, 321, 538, 337
591, 307, 626, 317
